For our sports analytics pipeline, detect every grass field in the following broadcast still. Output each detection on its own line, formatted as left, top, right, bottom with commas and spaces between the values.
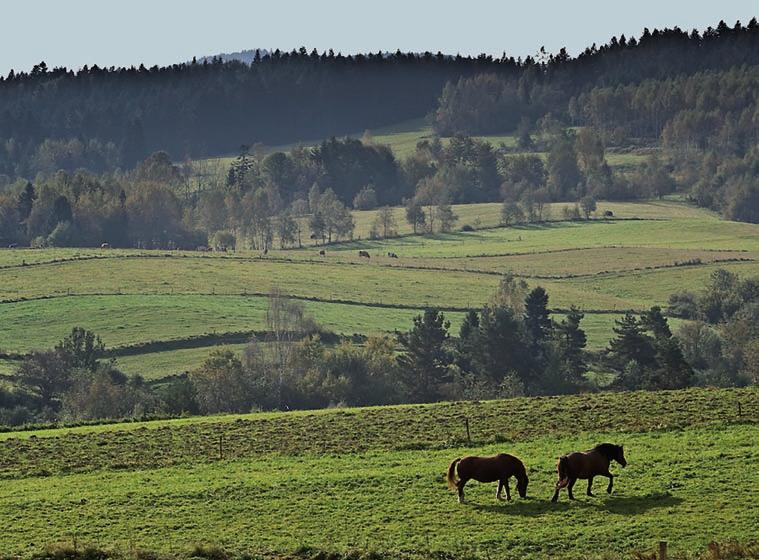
349, 199, 716, 239
0, 200, 757, 380
0, 387, 755, 558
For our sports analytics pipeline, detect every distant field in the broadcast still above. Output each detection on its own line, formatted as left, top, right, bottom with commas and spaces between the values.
334, 216, 759, 257
0, 293, 467, 354
0, 387, 755, 558
115, 344, 250, 378
349, 199, 715, 239
0, 200, 756, 381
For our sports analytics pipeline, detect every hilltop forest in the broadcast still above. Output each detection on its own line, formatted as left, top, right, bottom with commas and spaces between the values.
0, 18, 757, 249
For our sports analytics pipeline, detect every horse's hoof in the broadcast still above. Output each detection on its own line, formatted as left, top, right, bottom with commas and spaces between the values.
587, 492, 594, 497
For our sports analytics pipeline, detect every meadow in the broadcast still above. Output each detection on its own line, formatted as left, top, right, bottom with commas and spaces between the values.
0, 199, 758, 380
0, 200, 759, 379
0, 387, 755, 558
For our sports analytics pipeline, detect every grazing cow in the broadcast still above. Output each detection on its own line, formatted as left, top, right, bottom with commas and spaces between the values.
7, 243, 17, 249
100, 242, 110, 249
319, 250, 326, 257
358, 250, 370, 259
604, 210, 614, 217
388, 252, 399, 258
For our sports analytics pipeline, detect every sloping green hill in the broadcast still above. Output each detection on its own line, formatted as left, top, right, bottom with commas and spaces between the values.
0, 387, 756, 558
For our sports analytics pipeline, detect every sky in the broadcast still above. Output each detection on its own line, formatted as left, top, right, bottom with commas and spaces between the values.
0, 1, 756, 75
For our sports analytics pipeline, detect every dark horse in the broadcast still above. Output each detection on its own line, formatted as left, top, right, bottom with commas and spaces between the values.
447, 454, 529, 503
551, 443, 627, 502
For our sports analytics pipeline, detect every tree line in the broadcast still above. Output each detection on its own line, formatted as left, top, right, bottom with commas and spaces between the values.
0, 19, 756, 180
0, 128, 601, 248
3, 270, 754, 428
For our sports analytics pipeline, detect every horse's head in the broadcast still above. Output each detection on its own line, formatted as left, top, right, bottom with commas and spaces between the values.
516, 473, 529, 498
615, 445, 627, 467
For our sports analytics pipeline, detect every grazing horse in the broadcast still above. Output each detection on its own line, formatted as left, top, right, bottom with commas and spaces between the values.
358, 250, 370, 258
551, 443, 626, 502
447, 454, 528, 503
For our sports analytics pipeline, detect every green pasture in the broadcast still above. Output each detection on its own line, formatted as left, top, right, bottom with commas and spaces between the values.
115, 344, 250, 378
330, 217, 759, 257
0, 250, 711, 317
349, 199, 713, 240
0, 294, 467, 355
0, 387, 755, 558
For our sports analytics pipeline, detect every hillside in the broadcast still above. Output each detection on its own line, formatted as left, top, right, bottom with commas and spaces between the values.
0, 199, 757, 379
1, 20, 757, 177
0, 387, 756, 558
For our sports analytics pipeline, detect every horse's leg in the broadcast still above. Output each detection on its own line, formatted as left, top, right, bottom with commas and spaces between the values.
567, 478, 576, 500
551, 479, 562, 502
605, 473, 614, 494
587, 476, 594, 497
496, 480, 506, 501
504, 478, 512, 501
457, 478, 467, 503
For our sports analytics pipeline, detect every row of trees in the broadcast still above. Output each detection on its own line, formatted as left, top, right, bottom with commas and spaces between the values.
0, 151, 361, 249
0, 126, 625, 249
6, 269, 749, 427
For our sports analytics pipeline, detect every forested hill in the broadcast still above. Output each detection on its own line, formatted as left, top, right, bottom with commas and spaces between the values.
0, 18, 757, 177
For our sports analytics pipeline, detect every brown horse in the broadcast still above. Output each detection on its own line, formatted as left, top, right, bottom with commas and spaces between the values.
447, 454, 529, 503
551, 443, 626, 502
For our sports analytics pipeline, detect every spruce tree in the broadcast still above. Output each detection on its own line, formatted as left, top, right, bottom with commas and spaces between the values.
397, 309, 451, 402
606, 313, 658, 373
555, 307, 588, 383
16, 182, 36, 221
474, 305, 530, 384
524, 287, 552, 347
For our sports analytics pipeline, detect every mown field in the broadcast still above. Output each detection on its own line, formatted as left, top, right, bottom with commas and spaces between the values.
0, 387, 756, 558
0, 199, 758, 380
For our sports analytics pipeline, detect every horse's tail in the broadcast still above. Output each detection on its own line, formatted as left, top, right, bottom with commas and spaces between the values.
556, 456, 570, 488
447, 458, 461, 490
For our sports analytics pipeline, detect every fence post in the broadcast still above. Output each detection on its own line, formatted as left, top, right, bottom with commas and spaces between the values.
737, 400, 742, 418
465, 417, 471, 445
659, 541, 668, 560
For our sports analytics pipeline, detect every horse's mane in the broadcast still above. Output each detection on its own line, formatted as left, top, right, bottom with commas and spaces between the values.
592, 443, 620, 459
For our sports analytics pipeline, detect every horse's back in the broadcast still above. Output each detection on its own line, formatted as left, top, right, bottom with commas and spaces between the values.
561, 450, 605, 479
